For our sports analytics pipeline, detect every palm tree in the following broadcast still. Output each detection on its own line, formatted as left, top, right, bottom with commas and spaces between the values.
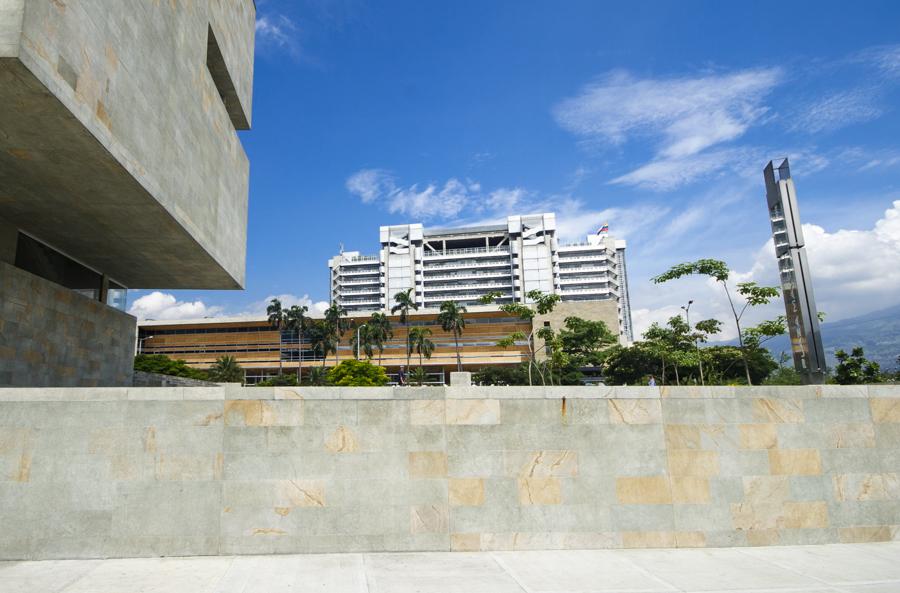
408, 326, 435, 369
323, 303, 349, 367
391, 288, 419, 371
351, 324, 376, 360
285, 305, 308, 384
437, 300, 467, 372
367, 312, 393, 366
266, 298, 286, 375
208, 355, 244, 383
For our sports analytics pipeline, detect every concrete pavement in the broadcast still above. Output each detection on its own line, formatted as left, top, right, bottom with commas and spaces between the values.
1, 543, 899, 593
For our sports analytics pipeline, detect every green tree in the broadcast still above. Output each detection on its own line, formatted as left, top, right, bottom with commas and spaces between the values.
473, 364, 529, 386
207, 355, 244, 383
327, 359, 389, 386
834, 347, 883, 385
598, 344, 659, 386
764, 352, 804, 385
408, 326, 435, 369
692, 318, 723, 386
351, 323, 376, 360
255, 373, 298, 387
307, 320, 336, 368
408, 366, 429, 386
323, 303, 350, 367
391, 288, 419, 371
285, 304, 308, 383
438, 300, 467, 372
306, 366, 328, 386
133, 354, 208, 380
367, 312, 393, 365
652, 259, 780, 385
266, 298, 287, 375
480, 289, 561, 385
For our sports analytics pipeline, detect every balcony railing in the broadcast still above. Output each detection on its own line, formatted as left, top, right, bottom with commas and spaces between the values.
424, 247, 510, 258
424, 260, 511, 271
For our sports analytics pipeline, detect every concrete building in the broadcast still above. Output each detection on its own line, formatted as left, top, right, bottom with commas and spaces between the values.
328, 213, 634, 342
0, 0, 255, 386
139, 308, 532, 385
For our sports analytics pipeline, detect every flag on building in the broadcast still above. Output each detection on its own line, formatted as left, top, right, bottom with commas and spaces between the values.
597, 222, 609, 234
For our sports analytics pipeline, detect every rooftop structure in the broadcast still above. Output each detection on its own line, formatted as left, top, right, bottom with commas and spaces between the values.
328, 213, 634, 342
0, 0, 255, 386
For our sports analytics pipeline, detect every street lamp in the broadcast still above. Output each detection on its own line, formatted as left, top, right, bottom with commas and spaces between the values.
681, 300, 705, 386
356, 324, 367, 359
137, 335, 155, 355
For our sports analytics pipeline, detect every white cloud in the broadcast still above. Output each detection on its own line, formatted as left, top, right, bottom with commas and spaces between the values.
792, 89, 883, 134
855, 44, 900, 78
346, 168, 525, 221
242, 294, 330, 317
255, 14, 302, 58
553, 69, 781, 154
129, 292, 224, 321
633, 200, 900, 341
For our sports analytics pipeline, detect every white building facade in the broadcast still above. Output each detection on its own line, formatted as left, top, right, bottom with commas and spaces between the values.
328, 213, 634, 342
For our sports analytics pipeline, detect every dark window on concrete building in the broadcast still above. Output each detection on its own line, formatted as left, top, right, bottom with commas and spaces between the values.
206, 25, 249, 129
15, 233, 103, 300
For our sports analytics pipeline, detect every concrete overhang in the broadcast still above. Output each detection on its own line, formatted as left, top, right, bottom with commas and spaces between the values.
0, 58, 243, 289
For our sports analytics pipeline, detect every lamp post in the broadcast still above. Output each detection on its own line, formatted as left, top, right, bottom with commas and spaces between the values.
681, 300, 704, 386
356, 324, 367, 360
137, 335, 154, 355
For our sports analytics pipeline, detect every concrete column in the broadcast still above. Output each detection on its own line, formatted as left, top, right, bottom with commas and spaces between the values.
450, 371, 471, 386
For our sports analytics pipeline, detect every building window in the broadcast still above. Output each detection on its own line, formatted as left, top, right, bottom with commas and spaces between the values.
206, 25, 249, 129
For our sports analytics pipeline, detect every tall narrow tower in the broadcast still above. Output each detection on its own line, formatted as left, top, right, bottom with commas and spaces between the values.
763, 158, 826, 384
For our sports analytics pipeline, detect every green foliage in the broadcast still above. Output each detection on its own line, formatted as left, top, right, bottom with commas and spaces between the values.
207, 355, 244, 383
255, 373, 298, 387
408, 366, 429, 386
834, 347, 884, 385
307, 319, 337, 365
599, 344, 660, 386
736, 282, 780, 306
694, 318, 723, 338
134, 354, 208, 380
367, 312, 393, 363
266, 298, 286, 329
351, 323, 377, 359
743, 316, 787, 347
408, 327, 435, 365
327, 359, 389, 386
473, 364, 529, 386
558, 317, 617, 365
392, 288, 420, 368
438, 301, 467, 371
306, 366, 328, 386
651, 259, 730, 283
763, 366, 804, 385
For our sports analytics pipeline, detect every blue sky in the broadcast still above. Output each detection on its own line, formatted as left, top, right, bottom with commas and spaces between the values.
129, 0, 900, 340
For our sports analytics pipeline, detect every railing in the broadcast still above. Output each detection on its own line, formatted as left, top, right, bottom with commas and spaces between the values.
557, 253, 608, 262
424, 281, 511, 292
339, 278, 381, 286
424, 260, 511, 271
424, 247, 510, 258
558, 276, 607, 284
558, 265, 609, 274
339, 268, 381, 276
340, 288, 381, 295
558, 287, 616, 295
423, 270, 510, 281
345, 255, 379, 263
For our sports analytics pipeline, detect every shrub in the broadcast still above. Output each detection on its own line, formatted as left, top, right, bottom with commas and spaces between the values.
134, 354, 208, 380
327, 359, 389, 386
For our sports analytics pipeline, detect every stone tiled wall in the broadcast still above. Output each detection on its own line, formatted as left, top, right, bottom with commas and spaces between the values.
0, 263, 135, 387
0, 384, 898, 559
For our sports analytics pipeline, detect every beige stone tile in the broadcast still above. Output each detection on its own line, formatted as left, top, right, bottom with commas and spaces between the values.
752, 398, 804, 423
324, 425, 358, 453
517, 477, 562, 505
743, 475, 790, 504
450, 532, 481, 551
665, 424, 700, 449
615, 476, 672, 504
446, 399, 500, 425
827, 423, 876, 448
480, 532, 562, 550
667, 450, 720, 477
839, 526, 897, 543
224, 400, 303, 427
746, 528, 780, 546
508, 450, 578, 478
409, 451, 448, 478
608, 399, 662, 425
410, 400, 445, 425
674, 531, 706, 547
780, 501, 829, 529
449, 478, 485, 506
833, 473, 899, 502
622, 531, 676, 548
410, 504, 449, 534
768, 449, 822, 475
731, 502, 782, 531
870, 398, 900, 423
739, 423, 778, 449
274, 479, 326, 507
671, 476, 710, 504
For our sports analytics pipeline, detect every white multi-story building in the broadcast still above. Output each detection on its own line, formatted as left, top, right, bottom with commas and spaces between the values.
328, 213, 634, 341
